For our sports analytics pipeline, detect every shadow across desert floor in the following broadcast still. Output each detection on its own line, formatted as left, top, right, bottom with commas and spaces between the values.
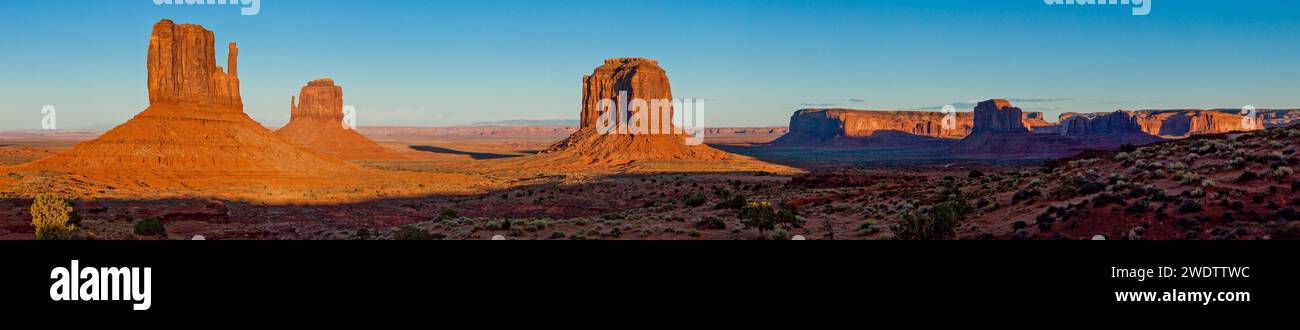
711, 142, 1050, 169
409, 145, 525, 160
0, 170, 799, 240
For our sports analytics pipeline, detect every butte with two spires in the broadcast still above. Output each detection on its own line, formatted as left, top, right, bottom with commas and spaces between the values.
2, 19, 790, 202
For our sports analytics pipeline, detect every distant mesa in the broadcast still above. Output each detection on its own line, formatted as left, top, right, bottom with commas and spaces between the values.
971, 99, 1028, 134
776, 98, 1269, 158
772, 109, 973, 147
472, 119, 580, 127
542, 58, 731, 165
17, 19, 362, 189
275, 78, 407, 160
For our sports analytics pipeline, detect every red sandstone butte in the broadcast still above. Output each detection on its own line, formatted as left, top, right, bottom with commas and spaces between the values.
275, 78, 406, 160
544, 58, 730, 165
18, 19, 360, 189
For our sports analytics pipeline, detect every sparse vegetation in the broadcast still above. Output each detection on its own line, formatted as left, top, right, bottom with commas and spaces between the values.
133, 217, 166, 238
892, 180, 970, 240
1179, 199, 1205, 214
738, 201, 778, 239
31, 193, 76, 240
715, 195, 747, 210
393, 226, 438, 240
438, 208, 459, 220
692, 217, 726, 230
856, 220, 881, 236
683, 193, 707, 207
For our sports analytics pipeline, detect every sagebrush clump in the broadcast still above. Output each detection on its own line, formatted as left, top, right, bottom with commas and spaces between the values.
31, 193, 76, 240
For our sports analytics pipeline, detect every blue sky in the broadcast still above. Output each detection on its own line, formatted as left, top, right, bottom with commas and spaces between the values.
1, 0, 1298, 130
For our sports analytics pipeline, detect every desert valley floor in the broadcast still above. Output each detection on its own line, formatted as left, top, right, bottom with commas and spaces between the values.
4, 125, 1299, 240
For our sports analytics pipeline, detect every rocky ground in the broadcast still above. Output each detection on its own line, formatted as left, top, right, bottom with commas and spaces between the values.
2, 126, 1295, 240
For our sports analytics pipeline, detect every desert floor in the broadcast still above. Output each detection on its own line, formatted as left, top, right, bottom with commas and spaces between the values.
3, 127, 1297, 240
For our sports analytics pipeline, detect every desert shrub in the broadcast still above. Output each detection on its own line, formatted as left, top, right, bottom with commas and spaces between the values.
1126, 200, 1151, 215
776, 205, 804, 229
1167, 162, 1188, 172
892, 203, 963, 240
393, 226, 437, 240
1275, 166, 1294, 180
968, 170, 985, 179
1120, 144, 1138, 153
483, 219, 512, 231
354, 228, 371, 240
693, 217, 726, 230
31, 193, 76, 240
1231, 156, 1249, 169
1038, 220, 1053, 232
1179, 200, 1205, 214
133, 217, 166, 238
1092, 193, 1126, 208
438, 208, 459, 220
768, 229, 793, 241
857, 220, 881, 236
683, 193, 707, 207
715, 195, 747, 210
1012, 188, 1041, 204
549, 231, 567, 239
688, 230, 702, 238
1114, 152, 1132, 162
739, 202, 778, 238
1238, 171, 1260, 183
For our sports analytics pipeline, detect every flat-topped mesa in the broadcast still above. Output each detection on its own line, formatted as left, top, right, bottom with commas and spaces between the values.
775, 109, 974, 145
971, 99, 1028, 134
1132, 110, 1258, 137
1060, 111, 1147, 136
147, 19, 242, 108
289, 78, 345, 122
579, 58, 672, 129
